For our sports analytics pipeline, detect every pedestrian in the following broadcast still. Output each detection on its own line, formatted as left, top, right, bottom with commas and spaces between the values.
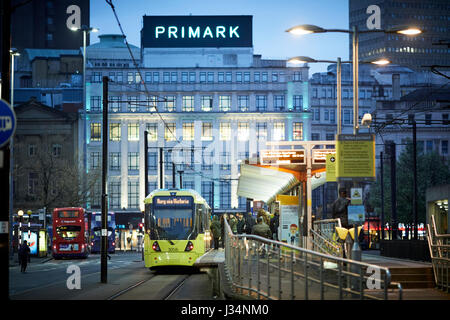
236, 213, 246, 234
244, 212, 255, 234
210, 215, 221, 250
331, 187, 351, 228
220, 214, 227, 248
252, 217, 272, 258
18, 240, 31, 273
229, 214, 238, 234
270, 210, 280, 241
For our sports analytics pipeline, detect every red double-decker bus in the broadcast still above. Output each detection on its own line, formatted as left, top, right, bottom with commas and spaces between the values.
52, 207, 90, 259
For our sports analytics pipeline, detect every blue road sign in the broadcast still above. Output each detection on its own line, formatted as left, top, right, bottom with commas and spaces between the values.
0, 99, 16, 148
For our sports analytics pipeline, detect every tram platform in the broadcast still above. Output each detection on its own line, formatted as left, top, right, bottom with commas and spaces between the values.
195, 248, 449, 300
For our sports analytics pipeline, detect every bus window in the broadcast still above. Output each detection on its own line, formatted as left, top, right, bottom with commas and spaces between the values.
56, 225, 81, 240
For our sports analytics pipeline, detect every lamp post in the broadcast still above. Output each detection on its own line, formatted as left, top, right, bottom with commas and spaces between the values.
70, 25, 99, 197
26, 210, 32, 238
17, 210, 23, 248
9, 49, 19, 107
286, 24, 421, 135
288, 56, 389, 135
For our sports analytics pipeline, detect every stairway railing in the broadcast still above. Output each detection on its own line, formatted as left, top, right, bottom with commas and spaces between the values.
427, 215, 450, 292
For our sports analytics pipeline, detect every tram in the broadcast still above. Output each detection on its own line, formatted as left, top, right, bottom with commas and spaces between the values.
143, 188, 211, 269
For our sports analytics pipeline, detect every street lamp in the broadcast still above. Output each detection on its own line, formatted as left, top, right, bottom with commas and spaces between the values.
9, 48, 20, 107
26, 210, 32, 238
287, 56, 390, 135
286, 24, 421, 134
70, 25, 99, 195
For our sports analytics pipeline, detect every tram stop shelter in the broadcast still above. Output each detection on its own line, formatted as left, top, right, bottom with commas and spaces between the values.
237, 140, 336, 249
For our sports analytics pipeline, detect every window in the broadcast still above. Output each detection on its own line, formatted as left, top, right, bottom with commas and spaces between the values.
127, 96, 138, 112
311, 133, 320, 141
28, 144, 36, 157
274, 95, 285, 111
293, 122, 303, 140
181, 72, 188, 83
128, 152, 139, 170
164, 96, 176, 112
314, 108, 320, 121
128, 180, 139, 208
218, 72, 224, 83
202, 182, 212, 200
325, 110, 329, 121
201, 95, 213, 111
262, 72, 268, 82
183, 122, 194, 141
442, 140, 448, 155
148, 152, 157, 170
146, 123, 157, 141
254, 72, 260, 83
110, 123, 121, 141
293, 95, 303, 110
90, 96, 101, 112
226, 72, 232, 83
109, 181, 121, 208
90, 123, 101, 142
202, 123, 213, 141
244, 72, 250, 83
207, 72, 214, 83
165, 123, 176, 141
153, 72, 160, 83
219, 95, 231, 112
443, 114, 449, 125
293, 71, 302, 81
92, 72, 102, 83
145, 72, 152, 83
90, 152, 101, 169
136, 73, 142, 84
426, 140, 433, 153
256, 95, 267, 111
46, 33, 53, 41
220, 182, 231, 207
171, 72, 177, 83
238, 123, 249, 141
200, 72, 206, 83
236, 72, 242, 83
425, 114, 432, 125
343, 110, 352, 124
220, 152, 230, 171
110, 152, 121, 171
146, 96, 157, 112
127, 72, 134, 84
330, 110, 336, 123
128, 123, 139, 141
273, 122, 285, 141
343, 89, 349, 99
28, 172, 38, 196
327, 88, 333, 99
272, 72, 278, 82
116, 72, 123, 83
109, 96, 121, 112
182, 96, 194, 112
257, 122, 267, 140
163, 72, 170, 83
202, 151, 214, 170
189, 72, 196, 83
238, 95, 249, 112
220, 123, 231, 141
52, 144, 62, 157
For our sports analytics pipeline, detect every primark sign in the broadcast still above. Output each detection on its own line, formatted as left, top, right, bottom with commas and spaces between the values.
141, 15, 253, 48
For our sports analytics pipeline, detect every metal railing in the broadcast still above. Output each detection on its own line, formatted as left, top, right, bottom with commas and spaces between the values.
427, 215, 450, 292
223, 218, 402, 300
312, 219, 345, 258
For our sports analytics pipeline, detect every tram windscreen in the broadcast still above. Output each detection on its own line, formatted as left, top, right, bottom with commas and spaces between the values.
92, 227, 114, 237
152, 209, 193, 240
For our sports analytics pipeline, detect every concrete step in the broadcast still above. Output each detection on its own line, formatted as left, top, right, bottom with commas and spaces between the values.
389, 267, 435, 289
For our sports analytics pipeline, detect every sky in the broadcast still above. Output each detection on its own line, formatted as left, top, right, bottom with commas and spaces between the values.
90, 0, 350, 75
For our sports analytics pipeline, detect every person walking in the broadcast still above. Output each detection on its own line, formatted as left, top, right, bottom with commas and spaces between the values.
331, 187, 351, 228
270, 210, 280, 241
252, 217, 272, 258
236, 213, 246, 234
244, 212, 255, 234
229, 214, 238, 234
210, 215, 222, 250
18, 240, 31, 273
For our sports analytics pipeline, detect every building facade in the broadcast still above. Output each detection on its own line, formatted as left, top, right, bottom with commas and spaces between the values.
349, 0, 450, 71
80, 16, 311, 215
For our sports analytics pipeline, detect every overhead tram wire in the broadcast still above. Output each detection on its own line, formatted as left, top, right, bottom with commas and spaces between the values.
104, 0, 240, 185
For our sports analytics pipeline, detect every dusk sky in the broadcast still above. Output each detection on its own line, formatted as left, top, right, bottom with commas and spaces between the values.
90, 0, 349, 75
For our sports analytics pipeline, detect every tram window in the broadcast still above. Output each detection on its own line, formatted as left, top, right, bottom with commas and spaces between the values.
154, 209, 193, 240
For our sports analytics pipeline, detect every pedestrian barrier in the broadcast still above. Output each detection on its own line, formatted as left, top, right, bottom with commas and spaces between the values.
427, 215, 450, 292
223, 218, 402, 300
312, 219, 345, 258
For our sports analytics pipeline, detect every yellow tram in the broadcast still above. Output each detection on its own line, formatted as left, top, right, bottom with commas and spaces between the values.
143, 188, 212, 269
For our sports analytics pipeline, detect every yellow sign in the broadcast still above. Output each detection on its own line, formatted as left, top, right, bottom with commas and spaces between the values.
276, 195, 299, 205
336, 134, 375, 180
326, 153, 337, 182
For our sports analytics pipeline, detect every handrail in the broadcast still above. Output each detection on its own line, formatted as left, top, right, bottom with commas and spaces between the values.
427, 215, 450, 292
223, 218, 400, 300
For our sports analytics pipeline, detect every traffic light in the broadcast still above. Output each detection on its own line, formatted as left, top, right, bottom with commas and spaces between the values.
139, 223, 144, 234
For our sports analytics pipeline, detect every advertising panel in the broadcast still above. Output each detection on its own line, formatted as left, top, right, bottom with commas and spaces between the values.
348, 205, 366, 226
22, 232, 38, 255
260, 149, 305, 165
142, 16, 253, 48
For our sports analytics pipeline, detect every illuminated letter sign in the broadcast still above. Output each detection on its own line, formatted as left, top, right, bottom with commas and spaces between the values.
142, 16, 252, 48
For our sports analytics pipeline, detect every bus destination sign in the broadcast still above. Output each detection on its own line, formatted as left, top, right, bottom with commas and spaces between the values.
154, 196, 193, 207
